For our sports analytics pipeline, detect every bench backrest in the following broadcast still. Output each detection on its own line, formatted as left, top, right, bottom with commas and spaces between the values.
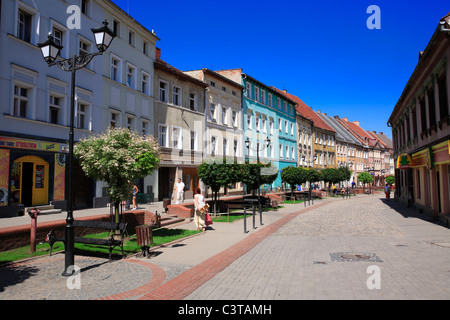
72, 220, 127, 231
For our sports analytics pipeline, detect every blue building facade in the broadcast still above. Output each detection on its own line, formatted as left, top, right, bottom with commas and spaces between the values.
217, 70, 297, 190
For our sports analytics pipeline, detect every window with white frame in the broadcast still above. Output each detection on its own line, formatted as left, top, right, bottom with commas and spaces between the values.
269, 145, 274, 158
13, 85, 29, 118
77, 102, 88, 130
127, 116, 135, 131
278, 118, 282, 132
291, 146, 295, 161
290, 123, 294, 135
189, 92, 197, 111
159, 80, 168, 102
81, 0, 90, 15
210, 103, 216, 121
128, 30, 135, 46
285, 145, 289, 159
172, 127, 181, 149
173, 86, 181, 106
268, 94, 272, 107
143, 41, 149, 55
262, 116, 266, 133
126, 64, 137, 89
233, 139, 239, 157
142, 72, 150, 95
79, 39, 90, 56
141, 119, 149, 136
113, 19, 120, 37
52, 26, 64, 47
110, 111, 120, 128
210, 136, 217, 156
255, 114, 260, 131
261, 89, 266, 104
50, 20, 69, 57
111, 55, 122, 83
49, 95, 62, 124
246, 82, 251, 98
223, 138, 228, 156
190, 130, 198, 151
247, 113, 252, 129
232, 110, 237, 127
158, 124, 168, 147
254, 87, 259, 102
17, 9, 32, 43
269, 118, 274, 135
222, 107, 227, 125
279, 144, 283, 159
277, 98, 281, 109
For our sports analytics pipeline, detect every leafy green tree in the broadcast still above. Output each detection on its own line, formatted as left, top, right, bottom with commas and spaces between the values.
385, 175, 395, 185
74, 127, 160, 221
281, 166, 308, 198
357, 172, 374, 193
321, 168, 340, 193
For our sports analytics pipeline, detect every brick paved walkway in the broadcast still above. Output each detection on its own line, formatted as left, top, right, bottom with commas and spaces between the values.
1, 194, 449, 300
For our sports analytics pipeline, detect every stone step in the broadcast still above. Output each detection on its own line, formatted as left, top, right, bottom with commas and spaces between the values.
159, 214, 188, 227
24, 205, 62, 216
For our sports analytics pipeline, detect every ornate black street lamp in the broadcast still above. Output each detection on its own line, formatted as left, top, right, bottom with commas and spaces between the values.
301, 154, 317, 204
38, 20, 115, 276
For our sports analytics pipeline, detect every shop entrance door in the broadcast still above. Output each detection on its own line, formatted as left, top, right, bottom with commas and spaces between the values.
11, 156, 49, 206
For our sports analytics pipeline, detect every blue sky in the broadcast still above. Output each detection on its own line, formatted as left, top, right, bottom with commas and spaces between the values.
113, 0, 449, 139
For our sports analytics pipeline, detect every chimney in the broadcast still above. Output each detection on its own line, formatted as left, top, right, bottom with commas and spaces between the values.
342, 117, 348, 121
317, 110, 321, 114
323, 113, 327, 116
156, 47, 161, 59
334, 116, 340, 120
353, 121, 360, 126
283, 89, 288, 93
379, 132, 383, 135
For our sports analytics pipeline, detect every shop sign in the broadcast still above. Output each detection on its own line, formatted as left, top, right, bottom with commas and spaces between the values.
396, 153, 412, 169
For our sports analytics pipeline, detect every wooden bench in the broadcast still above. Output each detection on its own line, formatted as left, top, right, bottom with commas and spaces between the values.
47, 220, 128, 262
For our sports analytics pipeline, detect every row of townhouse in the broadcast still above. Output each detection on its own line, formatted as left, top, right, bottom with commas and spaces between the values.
388, 13, 450, 222
0, 0, 394, 216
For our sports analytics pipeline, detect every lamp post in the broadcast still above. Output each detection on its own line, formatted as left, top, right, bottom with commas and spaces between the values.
245, 137, 271, 214
38, 20, 116, 276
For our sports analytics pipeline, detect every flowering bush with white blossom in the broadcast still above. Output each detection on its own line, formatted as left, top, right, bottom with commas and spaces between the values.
74, 127, 160, 219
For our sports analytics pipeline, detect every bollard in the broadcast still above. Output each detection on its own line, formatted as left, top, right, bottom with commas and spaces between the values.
29, 208, 40, 253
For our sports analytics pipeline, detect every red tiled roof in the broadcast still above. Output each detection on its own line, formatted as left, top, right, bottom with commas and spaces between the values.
271, 87, 335, 133
154, 58, 208, 88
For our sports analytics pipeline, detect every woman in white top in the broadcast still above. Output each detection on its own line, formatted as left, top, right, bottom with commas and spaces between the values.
194, 188, 206, 231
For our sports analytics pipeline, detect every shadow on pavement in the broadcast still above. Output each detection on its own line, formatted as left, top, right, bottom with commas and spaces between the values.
0, 263, 39, 293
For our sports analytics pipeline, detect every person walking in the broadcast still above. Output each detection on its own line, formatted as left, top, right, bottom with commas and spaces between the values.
194, 188, 206, 231
132, 183, 139, 210
384, 184, 391, 200
176, 178, 185, 204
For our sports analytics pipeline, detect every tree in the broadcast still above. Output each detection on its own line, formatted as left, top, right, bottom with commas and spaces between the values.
281, 166, 308, 199
74, 127, 160, 221
385, 175, 395, 185
321, 168, 340, 194
357, 172, 374, 193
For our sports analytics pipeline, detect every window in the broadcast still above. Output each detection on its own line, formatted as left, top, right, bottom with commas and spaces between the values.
189, 93, 197, 111
143, 41, 149, 55
222, 107, 227, 125
290, 123, 294, 135
269, 118, 274, 135
247, 113, 252, 129
159, 81, 168, 102
172, 127, 181, 149
142, 72, 150, 95
127, 64, 136, 89
270, 145, 274, 158
190, 131, 197, 151
113, 19, 120, 37
110, 112, 119, 128
223, 138, 228, 156
173, 86, 181, 106
111, 56, 122, 82
268, 94, 273, 107
210, 103, 216, 121
222, 86, 227, 92
49, 95, 62, 124
278, 118, 282, 132
17, 9, 32, 43
79, 40, 90, 56
291, 146, 295, 161
77, 103, 87, 129
232, 110, 237, 127
261, 90, 266, 104
158, 124, 168, 147
280, 144, 283, 158
127, 116, 135, 130
285, 145, 289, 159
210, 81, 216, 87
262, 116, 266, 133
13, 85, 28, 118
246, 82, 251, 98
211, 136, 217, 156
233, 139, 239, 157
255, 115, 260, 131
52, 27, 63, 47
277, 98, 281, 109
81, 0, 90, 15
254, 87, 259, 101
128, 30, 135, 46
141, 120, 149, 136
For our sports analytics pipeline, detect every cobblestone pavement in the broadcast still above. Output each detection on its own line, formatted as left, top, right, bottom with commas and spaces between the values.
1, 194, 449, 300
185, 196, 450, 300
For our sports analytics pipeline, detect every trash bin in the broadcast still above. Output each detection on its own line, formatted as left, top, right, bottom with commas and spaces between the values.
271, 200, 278, 211
136, 225, 153, 258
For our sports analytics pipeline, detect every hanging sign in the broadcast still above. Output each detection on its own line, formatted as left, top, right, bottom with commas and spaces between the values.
396, 153, 412, 169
